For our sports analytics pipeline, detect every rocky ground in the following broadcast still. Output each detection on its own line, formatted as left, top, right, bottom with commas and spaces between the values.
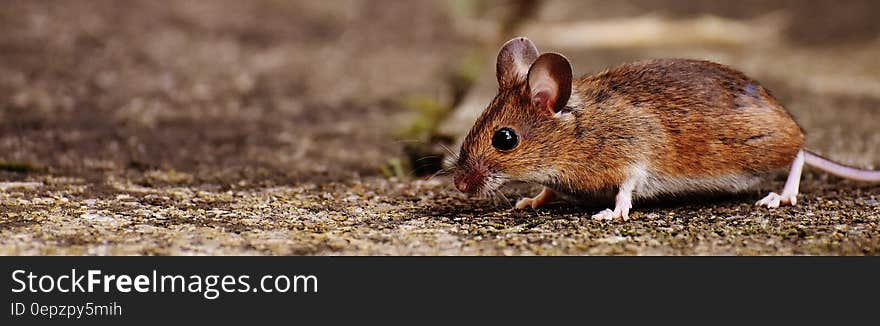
1, 0, 878, 255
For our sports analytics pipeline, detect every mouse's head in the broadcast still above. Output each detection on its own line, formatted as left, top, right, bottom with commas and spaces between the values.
453, 37, 574, 195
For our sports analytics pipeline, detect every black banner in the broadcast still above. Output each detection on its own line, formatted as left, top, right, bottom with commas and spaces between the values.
2, 257, 878, 324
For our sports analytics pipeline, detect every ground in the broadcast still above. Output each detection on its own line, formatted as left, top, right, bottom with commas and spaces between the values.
1, 0, 878, 255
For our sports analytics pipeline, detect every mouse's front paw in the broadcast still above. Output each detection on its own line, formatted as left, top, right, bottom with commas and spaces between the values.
513, 187, 555, 210
514, 197, 534, 210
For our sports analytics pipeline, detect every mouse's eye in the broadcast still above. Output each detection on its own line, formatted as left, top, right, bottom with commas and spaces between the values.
492, 128, 518, 151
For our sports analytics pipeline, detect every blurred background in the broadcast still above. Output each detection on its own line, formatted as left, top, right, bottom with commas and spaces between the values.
1, 1, 878, 255
2, 0, 879, 184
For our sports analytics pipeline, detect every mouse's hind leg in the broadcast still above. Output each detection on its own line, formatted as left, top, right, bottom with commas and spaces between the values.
515, 187, 556, 210
756, 150, 805, 208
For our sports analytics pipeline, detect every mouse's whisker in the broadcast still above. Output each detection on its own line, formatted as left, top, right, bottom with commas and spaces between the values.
414, 155, 442, 163
496, 189, 513, 209
486, 189, 500, 207
493, 191, 507, 209
437, 143, 458, 157
389, 139, 427, 145
425, 167, 452, 181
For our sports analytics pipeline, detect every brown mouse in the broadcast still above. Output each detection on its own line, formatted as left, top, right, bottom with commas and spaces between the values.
453, 37, 880, 221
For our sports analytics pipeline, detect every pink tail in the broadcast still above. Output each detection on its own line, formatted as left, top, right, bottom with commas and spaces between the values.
804, 150, 880, 182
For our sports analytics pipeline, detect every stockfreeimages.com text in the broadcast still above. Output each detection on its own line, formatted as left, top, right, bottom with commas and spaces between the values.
11, 270, 317, 300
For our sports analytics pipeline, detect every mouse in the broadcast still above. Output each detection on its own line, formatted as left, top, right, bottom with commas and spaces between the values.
452, 36, 880, 221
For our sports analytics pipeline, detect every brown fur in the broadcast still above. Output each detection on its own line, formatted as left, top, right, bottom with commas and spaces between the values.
454, 57, 805, 198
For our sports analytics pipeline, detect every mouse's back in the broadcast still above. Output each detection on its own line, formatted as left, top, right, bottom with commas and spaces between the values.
572, 59, 805, 196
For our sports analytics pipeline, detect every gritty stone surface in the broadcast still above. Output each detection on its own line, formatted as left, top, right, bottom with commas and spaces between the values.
2, 174, 878, 255
1, 0, 878, 255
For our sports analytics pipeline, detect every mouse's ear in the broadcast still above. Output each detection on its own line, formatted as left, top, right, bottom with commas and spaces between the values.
527, 53, 572, 115
496, 37, 539, 89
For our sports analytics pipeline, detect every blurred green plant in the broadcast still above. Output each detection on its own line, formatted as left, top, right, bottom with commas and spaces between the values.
396, 95, 451, 142
449, 0, 495, 19
383, 95, 448, 179
380, 157, 409, 179
397, 46, 489, 144
450, 48, 488, 107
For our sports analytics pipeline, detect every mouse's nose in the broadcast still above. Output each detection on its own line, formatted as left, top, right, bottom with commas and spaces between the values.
455, 178, 469, 193
453, 167, 486, 194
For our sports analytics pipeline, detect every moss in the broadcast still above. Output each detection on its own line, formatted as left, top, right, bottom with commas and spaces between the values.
449, 49, 488, 106
448, 0, 495, 19
396, 95, 451, 142
379, 158, 409, 179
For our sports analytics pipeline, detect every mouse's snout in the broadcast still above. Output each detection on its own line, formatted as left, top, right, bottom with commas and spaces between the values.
453, 166, 487, 195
